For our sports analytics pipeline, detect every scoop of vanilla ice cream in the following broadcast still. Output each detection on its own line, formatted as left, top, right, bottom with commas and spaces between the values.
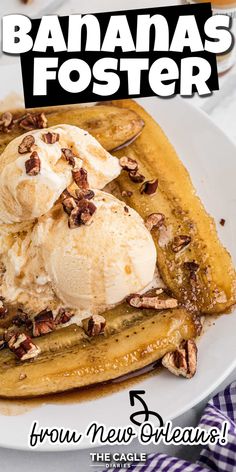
0, 191, 157, 316
0, 124, 120, 224
35, 191, 157, 311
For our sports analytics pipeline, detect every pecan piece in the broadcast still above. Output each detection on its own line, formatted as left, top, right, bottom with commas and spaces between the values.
32, 310, 55, 337
75, 188, 95, 201
18, 135, 35, 154
129, 171, 145, 183
120, 156, 138, 172
42, 132, 60, 144
61, 148, 76, 167
171, 235, 191, 253
36, 113, 47, 129
55, 309, 74, 325
82, 314, 106, 337
127, 293, 178, 310
162, 340, 198, 379
140, 179, 158, 195
145, 213, 165, 231
17, 113, 48, 131
8, 333, 41, 361
0, 111, 13, 129
62, 196, 78, 215
25, 151, 41, 176
72, 167, 89, 189
19, 115, 36, 131
69, 199, 97, 228
19, 113, 47, 131
13, 113, 35, 131
220, 218, 226, 227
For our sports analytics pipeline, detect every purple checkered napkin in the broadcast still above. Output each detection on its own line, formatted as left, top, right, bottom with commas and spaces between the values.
104, 381, 236, 471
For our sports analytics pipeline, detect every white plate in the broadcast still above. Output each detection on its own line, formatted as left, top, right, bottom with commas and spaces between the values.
0, 65, 235, 452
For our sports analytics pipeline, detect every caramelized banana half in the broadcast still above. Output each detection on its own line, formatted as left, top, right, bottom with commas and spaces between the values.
111, 99, 236, 314
0, 105, 144, 155
0, 306, 199, 397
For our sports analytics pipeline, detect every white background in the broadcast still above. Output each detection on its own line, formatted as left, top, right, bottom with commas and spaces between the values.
1, 0, 236, 470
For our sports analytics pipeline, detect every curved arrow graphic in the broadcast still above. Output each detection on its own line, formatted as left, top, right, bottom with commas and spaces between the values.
129, 390, 164, 427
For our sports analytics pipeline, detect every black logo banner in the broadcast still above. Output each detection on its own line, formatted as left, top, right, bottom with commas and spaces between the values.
17, 3, 221, 108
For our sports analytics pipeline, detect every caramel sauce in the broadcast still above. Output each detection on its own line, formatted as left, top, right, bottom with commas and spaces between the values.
0, 363, 160, 416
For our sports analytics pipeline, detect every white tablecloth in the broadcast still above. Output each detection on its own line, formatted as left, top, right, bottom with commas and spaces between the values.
1, 0, 236, 470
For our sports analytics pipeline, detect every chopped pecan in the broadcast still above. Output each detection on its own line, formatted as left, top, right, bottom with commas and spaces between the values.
129, 171, 145, 183
55, 309, 74, 325
0, 300, 8, 319
121, 190, 133, 198
75, 188, 95, 201
42, 132, 60, 144
82, 314, 106, 337
162, 339, 197, 379
32, 310, 55, 337
36, 113, 47, 129
127, 293, 178, 310
13, 113, 28, 125
18, 135, 35, 154
140, 179, 158, 195
8, 333, 41, 361
0, 111, 13, 129
72, 168, 89, 189
171, 235, 191, 253
220, 218, 226, 227
145, 213, 165, 231
120, 156, 138, 172
61, 148, 76, 167
62, 196, 78, 215
25, 151, 41, 176
19, 115, 36, 131
69, 199, 97, 228
19, 113, 47, 131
